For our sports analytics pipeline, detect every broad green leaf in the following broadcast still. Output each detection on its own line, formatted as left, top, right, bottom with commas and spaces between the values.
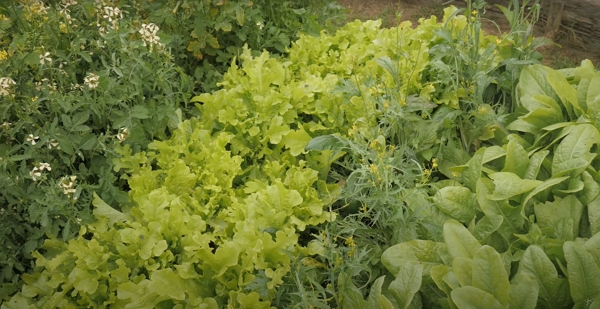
564, 241, 600, 304
367, 276, 394, 309
547, 68, 581, 118
443, 220, 481, 259
580, 171, 600, 205
305, 134, 348, 152
518, 245, 568, 308
518, 65, 559, 112
590, 194, 600, 235
381, 240, 444, 275
451, 286, 505, 309
487, 172, 542, 201
430, 264, 454, 296
472, 246, 511, 305
477, 179, 524, 240
584, 232, 600, 262
521, 176, 569, 212
534, 195, 584, 239
92, 193, 131, 226
452, 257, 472, 287
509, 273, 539, 309
552, 124, 600, 177
502, 140, 529, 178
388, 263, 423, 309
471, 214, 503, 241
338, 272, 369, 308
555, 178, 584, 195
434, 186, 478, 223
463, 147, 485, 192
585, 72, 600, 117
482, 146, 506, 164
519, 96, 563, 131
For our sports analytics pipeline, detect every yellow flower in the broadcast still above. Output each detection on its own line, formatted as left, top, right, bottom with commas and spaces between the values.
432, 158, 438, 169
383, 100, 390, 109
0, 50, 7, 61
345, 235, 355, 247
370, 164, 378, 175
452, 171, 459, 178
472, 10, 478, 16
361, 203, 368, 213
478, 105, 489, 115
59, 23, 68, 33
369, 86, 378, 95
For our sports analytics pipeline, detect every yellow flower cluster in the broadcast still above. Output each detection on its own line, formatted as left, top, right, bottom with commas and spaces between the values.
0, 50, 8, 61
345, 235, 356, 256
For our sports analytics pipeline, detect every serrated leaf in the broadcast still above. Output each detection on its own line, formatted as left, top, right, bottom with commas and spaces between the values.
283, 128, 312, 156
148, 268, 186, 301
130, 105, 151, 119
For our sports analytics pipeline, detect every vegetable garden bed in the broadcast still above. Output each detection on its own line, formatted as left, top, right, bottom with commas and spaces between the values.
1, 0, 600, 308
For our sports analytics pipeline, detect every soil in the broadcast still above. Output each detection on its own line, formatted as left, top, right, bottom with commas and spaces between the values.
336, 0, 600, 68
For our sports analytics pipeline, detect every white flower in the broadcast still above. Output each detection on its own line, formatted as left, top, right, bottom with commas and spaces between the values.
0, 77, 16, 96
102, 6, 122, 29
59, 175, 77, 197
38, 162, 51, 171
26, 134, 39, 145
39, 52, 52, 65
84, 73, 100, 89
256, 21, 264, 30
1, 121, 11, 129
116, 127, 129, 142
103, 6, 122, 21
62, 0, 77, 7
29, 167, 42, 181
48, 139, 60, 149
139, 23, 163, 51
